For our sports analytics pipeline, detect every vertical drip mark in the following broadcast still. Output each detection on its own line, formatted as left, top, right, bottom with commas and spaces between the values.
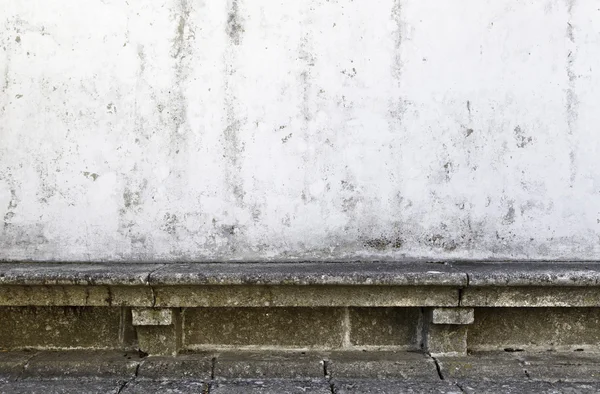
171, 0, 192, 153
391, 0, 403, 82
223, 0, 246, 207
565, 0, 578, 188
388, 0, 405, 236
298, 4, 315, 206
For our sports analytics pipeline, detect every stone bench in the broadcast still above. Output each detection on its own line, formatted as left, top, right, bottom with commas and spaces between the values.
0, 261, 599, 356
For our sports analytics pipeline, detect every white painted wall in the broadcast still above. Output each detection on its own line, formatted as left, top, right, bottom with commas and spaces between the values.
1, 0, 599, 262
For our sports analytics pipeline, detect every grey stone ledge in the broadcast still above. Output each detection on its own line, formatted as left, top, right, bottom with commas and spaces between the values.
0, 263, 163, 286
452, 262, 600, 287
0, 262, 466, 287
1, 261, 600, 289
148, 262, 466, 286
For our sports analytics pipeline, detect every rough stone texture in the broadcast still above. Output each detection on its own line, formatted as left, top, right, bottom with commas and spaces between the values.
0, 307, 126, 350
149, 262, 466, 286
0, 264, 160, 286
461, 287, 600, 307
325, 351, 438, 380
270, 286, 458, 308
182, 307, 345, 349
210, 380, 331, 394
3, 1, 600, 262
136, 307, 181, 356
348, 307, 420, 347
468, 308, 600, 351
22, 350, 142, 379
0, 351, 35, 380
425, 325, 468, 356
453, 262, 600, 287
436, 352, 527, 381
0, 285, 153, 307
517, 352, 600, 382
457, 381, 557, 394
334, 379, 463, 394
155, 285, 459, 308
213, 351, 324, 379
137, 354, 213, 381
0, 379, 124, 393
137, 326, 180, 356
132, 308, 174, 326
122, 380, 208, 393
550, 382, 600, 393
431, 308, 474, 325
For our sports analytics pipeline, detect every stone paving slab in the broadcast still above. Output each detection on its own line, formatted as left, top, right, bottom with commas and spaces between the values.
517, 352, 600, 382
458, 381, 558, 393
333, 379, 463, 393
325, 351, 439, 380
551, 382, 600, 393
137, 354, 214, 381
22, 351, 143, 380
0, 378, 124, 393
210, 379, 331, 394
0, 351, 35, 380
436, 352, 527, 381
122, 379, 208, 393
2, 379, 600, 394
213, 351, 324, 380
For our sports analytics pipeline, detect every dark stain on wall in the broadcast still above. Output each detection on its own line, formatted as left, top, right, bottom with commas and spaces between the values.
222, 0, 246, 209
226, 0, 244, 46
565, 0, 577, 187
514, 125, 532, 148
3, 188, 17, 230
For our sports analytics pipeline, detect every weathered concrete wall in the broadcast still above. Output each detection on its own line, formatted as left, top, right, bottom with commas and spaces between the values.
0, 0, 598, 261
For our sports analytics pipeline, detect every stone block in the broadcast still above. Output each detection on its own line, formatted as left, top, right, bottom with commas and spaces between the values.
425, 325, 468, 356
0, 285, 153, 307
182, 307, 345, 349
132, 308, 173, 326
348, 307, 421, 348
325, 351, 439, 380
155, 285, 459, 308
270, 286, 459, 307
214, 351, 324, 379
468, 308, 600, 351
135, 308, 182, 356
461, 287, 600, 307
0, 307, 126, 350
432, 308, 474, 325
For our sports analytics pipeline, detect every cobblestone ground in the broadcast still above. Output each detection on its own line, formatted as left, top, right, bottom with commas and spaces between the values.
1, 350, 600, 393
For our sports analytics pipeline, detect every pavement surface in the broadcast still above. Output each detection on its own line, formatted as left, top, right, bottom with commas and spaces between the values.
1, 350, 600, 393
